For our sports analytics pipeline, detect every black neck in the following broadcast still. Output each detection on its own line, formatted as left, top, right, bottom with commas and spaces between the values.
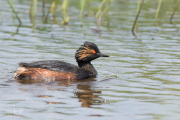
77, 61, 97, 77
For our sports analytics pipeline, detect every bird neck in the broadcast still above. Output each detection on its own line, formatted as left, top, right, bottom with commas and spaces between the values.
77, 61, 97, 77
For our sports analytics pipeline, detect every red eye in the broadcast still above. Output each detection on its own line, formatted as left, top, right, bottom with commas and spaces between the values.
92, 50, 96, 53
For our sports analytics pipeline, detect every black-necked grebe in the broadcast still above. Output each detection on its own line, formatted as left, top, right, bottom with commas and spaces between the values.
14, 41, 109, 81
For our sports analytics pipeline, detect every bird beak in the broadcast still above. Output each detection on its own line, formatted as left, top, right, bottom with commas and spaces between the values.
97, 53, 109, 57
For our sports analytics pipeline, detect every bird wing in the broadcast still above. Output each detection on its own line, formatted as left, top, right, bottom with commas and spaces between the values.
19, 60, 80, 73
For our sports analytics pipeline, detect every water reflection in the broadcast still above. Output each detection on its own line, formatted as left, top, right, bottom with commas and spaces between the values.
1, 0, 180, 119
16, 79, 53, 84
16, 78, 104, 108
74, 83, 102, 107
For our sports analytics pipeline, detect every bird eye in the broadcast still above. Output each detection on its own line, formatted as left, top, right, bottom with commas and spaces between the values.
92, 50, 96, 54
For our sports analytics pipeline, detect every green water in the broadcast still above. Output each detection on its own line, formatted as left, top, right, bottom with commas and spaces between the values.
0, 0, 180, 119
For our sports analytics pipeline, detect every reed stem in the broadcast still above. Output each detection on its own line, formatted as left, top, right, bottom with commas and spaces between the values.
131, 0, 144, 37
155, 0, 162, 20
170, 0, 179, 23
7, 0, 22, 25
80, 0, 86, 17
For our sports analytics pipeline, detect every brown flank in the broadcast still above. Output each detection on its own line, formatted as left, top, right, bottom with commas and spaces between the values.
14, 67, 77, 81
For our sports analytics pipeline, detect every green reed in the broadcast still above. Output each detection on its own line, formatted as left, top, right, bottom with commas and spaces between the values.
132, 0, 179, 36
7, 0, 22, 33
7, 0, 22, 25
155, 0, 162, 21
61, 0, 69, 25
132, 0, 144, 37
170, 0, 179, 23
80, 0, 86, 17
5, 0, 179, 35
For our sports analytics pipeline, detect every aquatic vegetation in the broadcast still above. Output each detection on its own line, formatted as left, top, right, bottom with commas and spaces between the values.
132, 0, 179, 36
7, 0, 22, 25
132, 0, 144, 37
170, 0, 179, 23
7, 0, 22, 32
5, 0, 180, 35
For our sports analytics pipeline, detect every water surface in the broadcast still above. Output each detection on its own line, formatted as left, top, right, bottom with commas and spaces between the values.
0, 0, 180, 120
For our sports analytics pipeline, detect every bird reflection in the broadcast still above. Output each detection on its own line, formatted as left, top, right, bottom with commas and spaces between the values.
16, 77, 104, 108
74, 83, 103, 107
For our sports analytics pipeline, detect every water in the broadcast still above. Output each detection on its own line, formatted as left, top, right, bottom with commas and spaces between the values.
0, 0, 180, 119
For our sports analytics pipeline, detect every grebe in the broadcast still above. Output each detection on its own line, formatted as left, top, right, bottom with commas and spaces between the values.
14, 41, 109, 81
